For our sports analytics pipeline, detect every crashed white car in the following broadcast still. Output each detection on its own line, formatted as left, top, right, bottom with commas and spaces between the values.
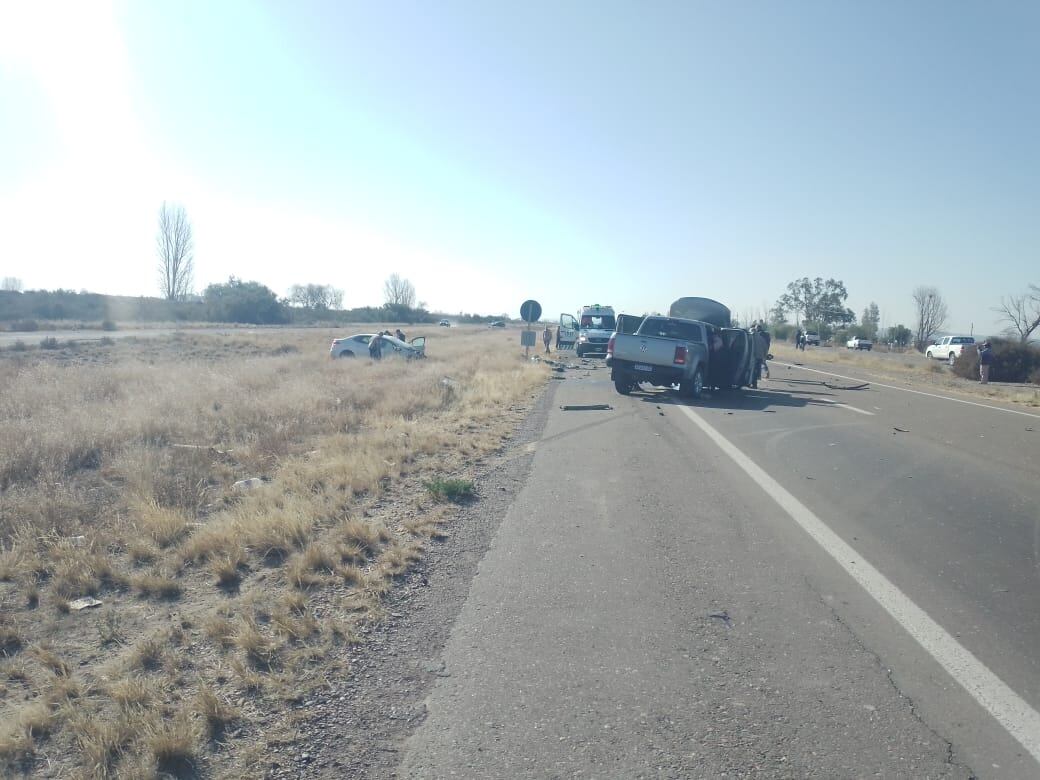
330, 334, 426, 359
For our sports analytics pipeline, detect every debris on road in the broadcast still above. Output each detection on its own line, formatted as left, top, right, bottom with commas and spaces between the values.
708, 610, 732, 628
560, 404, 613, 411
823, 382, 870, 391
893, 427, 910, 433
68, 597, 102, 611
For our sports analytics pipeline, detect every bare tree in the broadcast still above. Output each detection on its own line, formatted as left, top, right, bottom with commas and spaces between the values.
288, 284, 343, 310
995, 284, 1040, 343
1, 277, 23, 292
383, 273, 416, 308
156, 202, 195, 301
912, 286, 948, 351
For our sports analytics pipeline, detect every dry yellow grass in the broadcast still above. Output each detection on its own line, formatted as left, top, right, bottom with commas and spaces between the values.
0, 325, 546, 775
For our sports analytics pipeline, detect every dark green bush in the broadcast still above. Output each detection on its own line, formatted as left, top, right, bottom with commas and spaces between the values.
101, 319, 117, 331
40, 337, 60, 350
952, 338, 1040, 383
11, 319, 39, 332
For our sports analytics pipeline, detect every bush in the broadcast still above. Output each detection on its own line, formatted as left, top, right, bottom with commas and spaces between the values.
9, 340, 27, 352
101, 320, 117, 331
39, 337, 60, 350
11, 320, 39, 332
952, 339, 1040, 383
1030, 368, 1040, 386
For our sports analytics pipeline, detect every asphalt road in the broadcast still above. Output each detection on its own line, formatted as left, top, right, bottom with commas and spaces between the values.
398, 360, 1040, 778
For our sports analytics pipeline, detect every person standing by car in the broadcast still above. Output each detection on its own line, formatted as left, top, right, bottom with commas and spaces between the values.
758, 321, 771, 379
978, 341, 994, 383
368, 333, 383, 361
751, 324, 769, 388
395, 328, 406, 341
542, 325, 552, 354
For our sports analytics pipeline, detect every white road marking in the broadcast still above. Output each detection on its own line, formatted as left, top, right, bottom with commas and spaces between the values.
777, 362, 1040, 419
815, 397, 874, 416
677, 403, 1040, 765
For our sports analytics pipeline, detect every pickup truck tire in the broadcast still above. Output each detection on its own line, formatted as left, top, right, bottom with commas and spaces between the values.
948, 352, 956, 364
614, 376, 633, 395
681, 368, 704, 399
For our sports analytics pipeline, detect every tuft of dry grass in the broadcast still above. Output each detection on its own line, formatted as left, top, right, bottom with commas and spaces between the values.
134, 503, 191, 549
72, 715, 132, 780
145, 709, 200, 776
31, 645, 71, 677
106, 675, 155, 712
0, 623, 23, 656
210, 547, 249, 590
131, 571, 183, 600
286, 543, 337, 589
234, 621, 279, 671
196, 685, 239, 741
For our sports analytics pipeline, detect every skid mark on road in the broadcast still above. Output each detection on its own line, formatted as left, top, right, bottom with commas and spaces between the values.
777, 362, 1040, 419
814, 397, 875, 415
677, 402, 1040, 767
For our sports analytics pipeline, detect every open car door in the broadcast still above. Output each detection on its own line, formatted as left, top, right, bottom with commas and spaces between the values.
409, 336, 426, 357
558, 313, 578, 347
721, 328, 753, 387
615, 313, 644, 335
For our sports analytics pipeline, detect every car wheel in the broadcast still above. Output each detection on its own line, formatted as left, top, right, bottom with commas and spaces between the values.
613, 377, 633, 395
949, 352, 956, 365
337, 350, 355, 358
926, 350, 933, 359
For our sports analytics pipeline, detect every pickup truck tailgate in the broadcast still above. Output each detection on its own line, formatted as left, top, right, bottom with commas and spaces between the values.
612, 333, 688, 369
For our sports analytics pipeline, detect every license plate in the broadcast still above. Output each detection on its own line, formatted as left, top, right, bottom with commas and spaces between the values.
634, 363, 653, 372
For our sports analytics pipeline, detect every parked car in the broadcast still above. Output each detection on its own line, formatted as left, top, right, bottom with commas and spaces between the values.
330, 333, 426, 359
438, 319, 451, 327
846, 336, 873, 350
925, 335, 976, 364
803, 330, 821, 346
489, 321, 506, 328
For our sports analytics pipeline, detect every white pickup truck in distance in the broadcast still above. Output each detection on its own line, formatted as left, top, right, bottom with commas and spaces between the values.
925, 335, 976, 363
846, 336, 873, 350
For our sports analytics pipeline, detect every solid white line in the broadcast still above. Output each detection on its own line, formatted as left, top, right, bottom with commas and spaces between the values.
776, 361, 1040, 419
677, 403, 1040, 764
815, 397, 874, 416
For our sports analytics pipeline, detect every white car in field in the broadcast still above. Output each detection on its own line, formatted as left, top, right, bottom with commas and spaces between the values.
330, 333, 426, 359
846, 336, 873, 350
925, 335, 976, 364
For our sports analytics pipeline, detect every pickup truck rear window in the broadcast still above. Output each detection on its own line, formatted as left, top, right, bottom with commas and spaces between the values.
637, 318, 704, 342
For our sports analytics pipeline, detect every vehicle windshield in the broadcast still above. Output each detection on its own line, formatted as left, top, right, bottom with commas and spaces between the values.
580, 315, 616, 330
638, 318, 703, 341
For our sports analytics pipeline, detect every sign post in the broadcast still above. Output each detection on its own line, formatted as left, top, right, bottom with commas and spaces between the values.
519, 299, 542, 358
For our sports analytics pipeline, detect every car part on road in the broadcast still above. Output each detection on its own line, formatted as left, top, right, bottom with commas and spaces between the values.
560, 404, 613, 411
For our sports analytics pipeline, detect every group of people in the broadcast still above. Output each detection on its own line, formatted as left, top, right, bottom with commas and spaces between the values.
367, 329, 407, 360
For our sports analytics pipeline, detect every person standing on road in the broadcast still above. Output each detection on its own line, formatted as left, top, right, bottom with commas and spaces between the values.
758, 321, 771, 379
395, 328, 406, 341
542, 325, 552, 354
978, 341, 994, 383
751, 324, 769, 388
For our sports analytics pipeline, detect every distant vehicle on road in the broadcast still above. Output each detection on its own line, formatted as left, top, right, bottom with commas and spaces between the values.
925, 335, 976, 364
489, 321, 506, 328
438, 319, 451, 327
330, 333, 426, 359
847, 336, 873, 350
803, 330, 821, 346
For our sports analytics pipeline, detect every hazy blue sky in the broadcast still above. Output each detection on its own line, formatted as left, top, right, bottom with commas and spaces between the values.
1, 1, 1037, 333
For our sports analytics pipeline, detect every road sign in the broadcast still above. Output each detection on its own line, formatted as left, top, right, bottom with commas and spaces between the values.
520, 330, 536, 347
520, 299, 542, 323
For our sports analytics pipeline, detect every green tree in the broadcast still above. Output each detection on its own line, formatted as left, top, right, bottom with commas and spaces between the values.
203, 277, 286, 324
776, 277, 855, 330
861, 302, 880, 340
886, 324, 912, 348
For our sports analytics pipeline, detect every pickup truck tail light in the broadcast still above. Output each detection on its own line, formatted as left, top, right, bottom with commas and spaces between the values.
673, 345, 687, 365
607, 335, 615, 356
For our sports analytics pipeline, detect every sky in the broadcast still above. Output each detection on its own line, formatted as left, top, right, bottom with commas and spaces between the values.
1, 0, 1037, 334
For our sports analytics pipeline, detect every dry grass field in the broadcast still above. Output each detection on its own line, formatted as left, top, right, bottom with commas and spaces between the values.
772, 343, 1040, 407
0, 325, 547, 777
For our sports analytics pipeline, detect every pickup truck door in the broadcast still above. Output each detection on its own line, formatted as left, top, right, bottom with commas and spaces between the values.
559, 314, 577, 345
721, 328, 754, 387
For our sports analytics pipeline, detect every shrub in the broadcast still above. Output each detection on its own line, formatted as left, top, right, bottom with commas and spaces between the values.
101, 320, 117, 331
952, 339, 1040, 383
423, 477, 474, 503
9, 340, 27, 352
39, 337, 59, 350
10, 320, 39, 332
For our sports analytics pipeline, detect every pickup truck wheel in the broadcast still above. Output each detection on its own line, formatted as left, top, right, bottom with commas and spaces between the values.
948, 352, 956, 364
926, 349, 934, 359
682, 368, 704, 399
614, 377, 633, 395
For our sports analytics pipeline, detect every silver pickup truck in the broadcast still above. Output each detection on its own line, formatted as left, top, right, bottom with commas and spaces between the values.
607, 298, 754, 398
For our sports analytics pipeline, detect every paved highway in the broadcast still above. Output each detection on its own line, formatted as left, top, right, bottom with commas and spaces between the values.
398, 362, 1040, 778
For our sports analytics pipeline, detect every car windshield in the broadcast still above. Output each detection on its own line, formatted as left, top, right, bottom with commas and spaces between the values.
580, 315, 616, 330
